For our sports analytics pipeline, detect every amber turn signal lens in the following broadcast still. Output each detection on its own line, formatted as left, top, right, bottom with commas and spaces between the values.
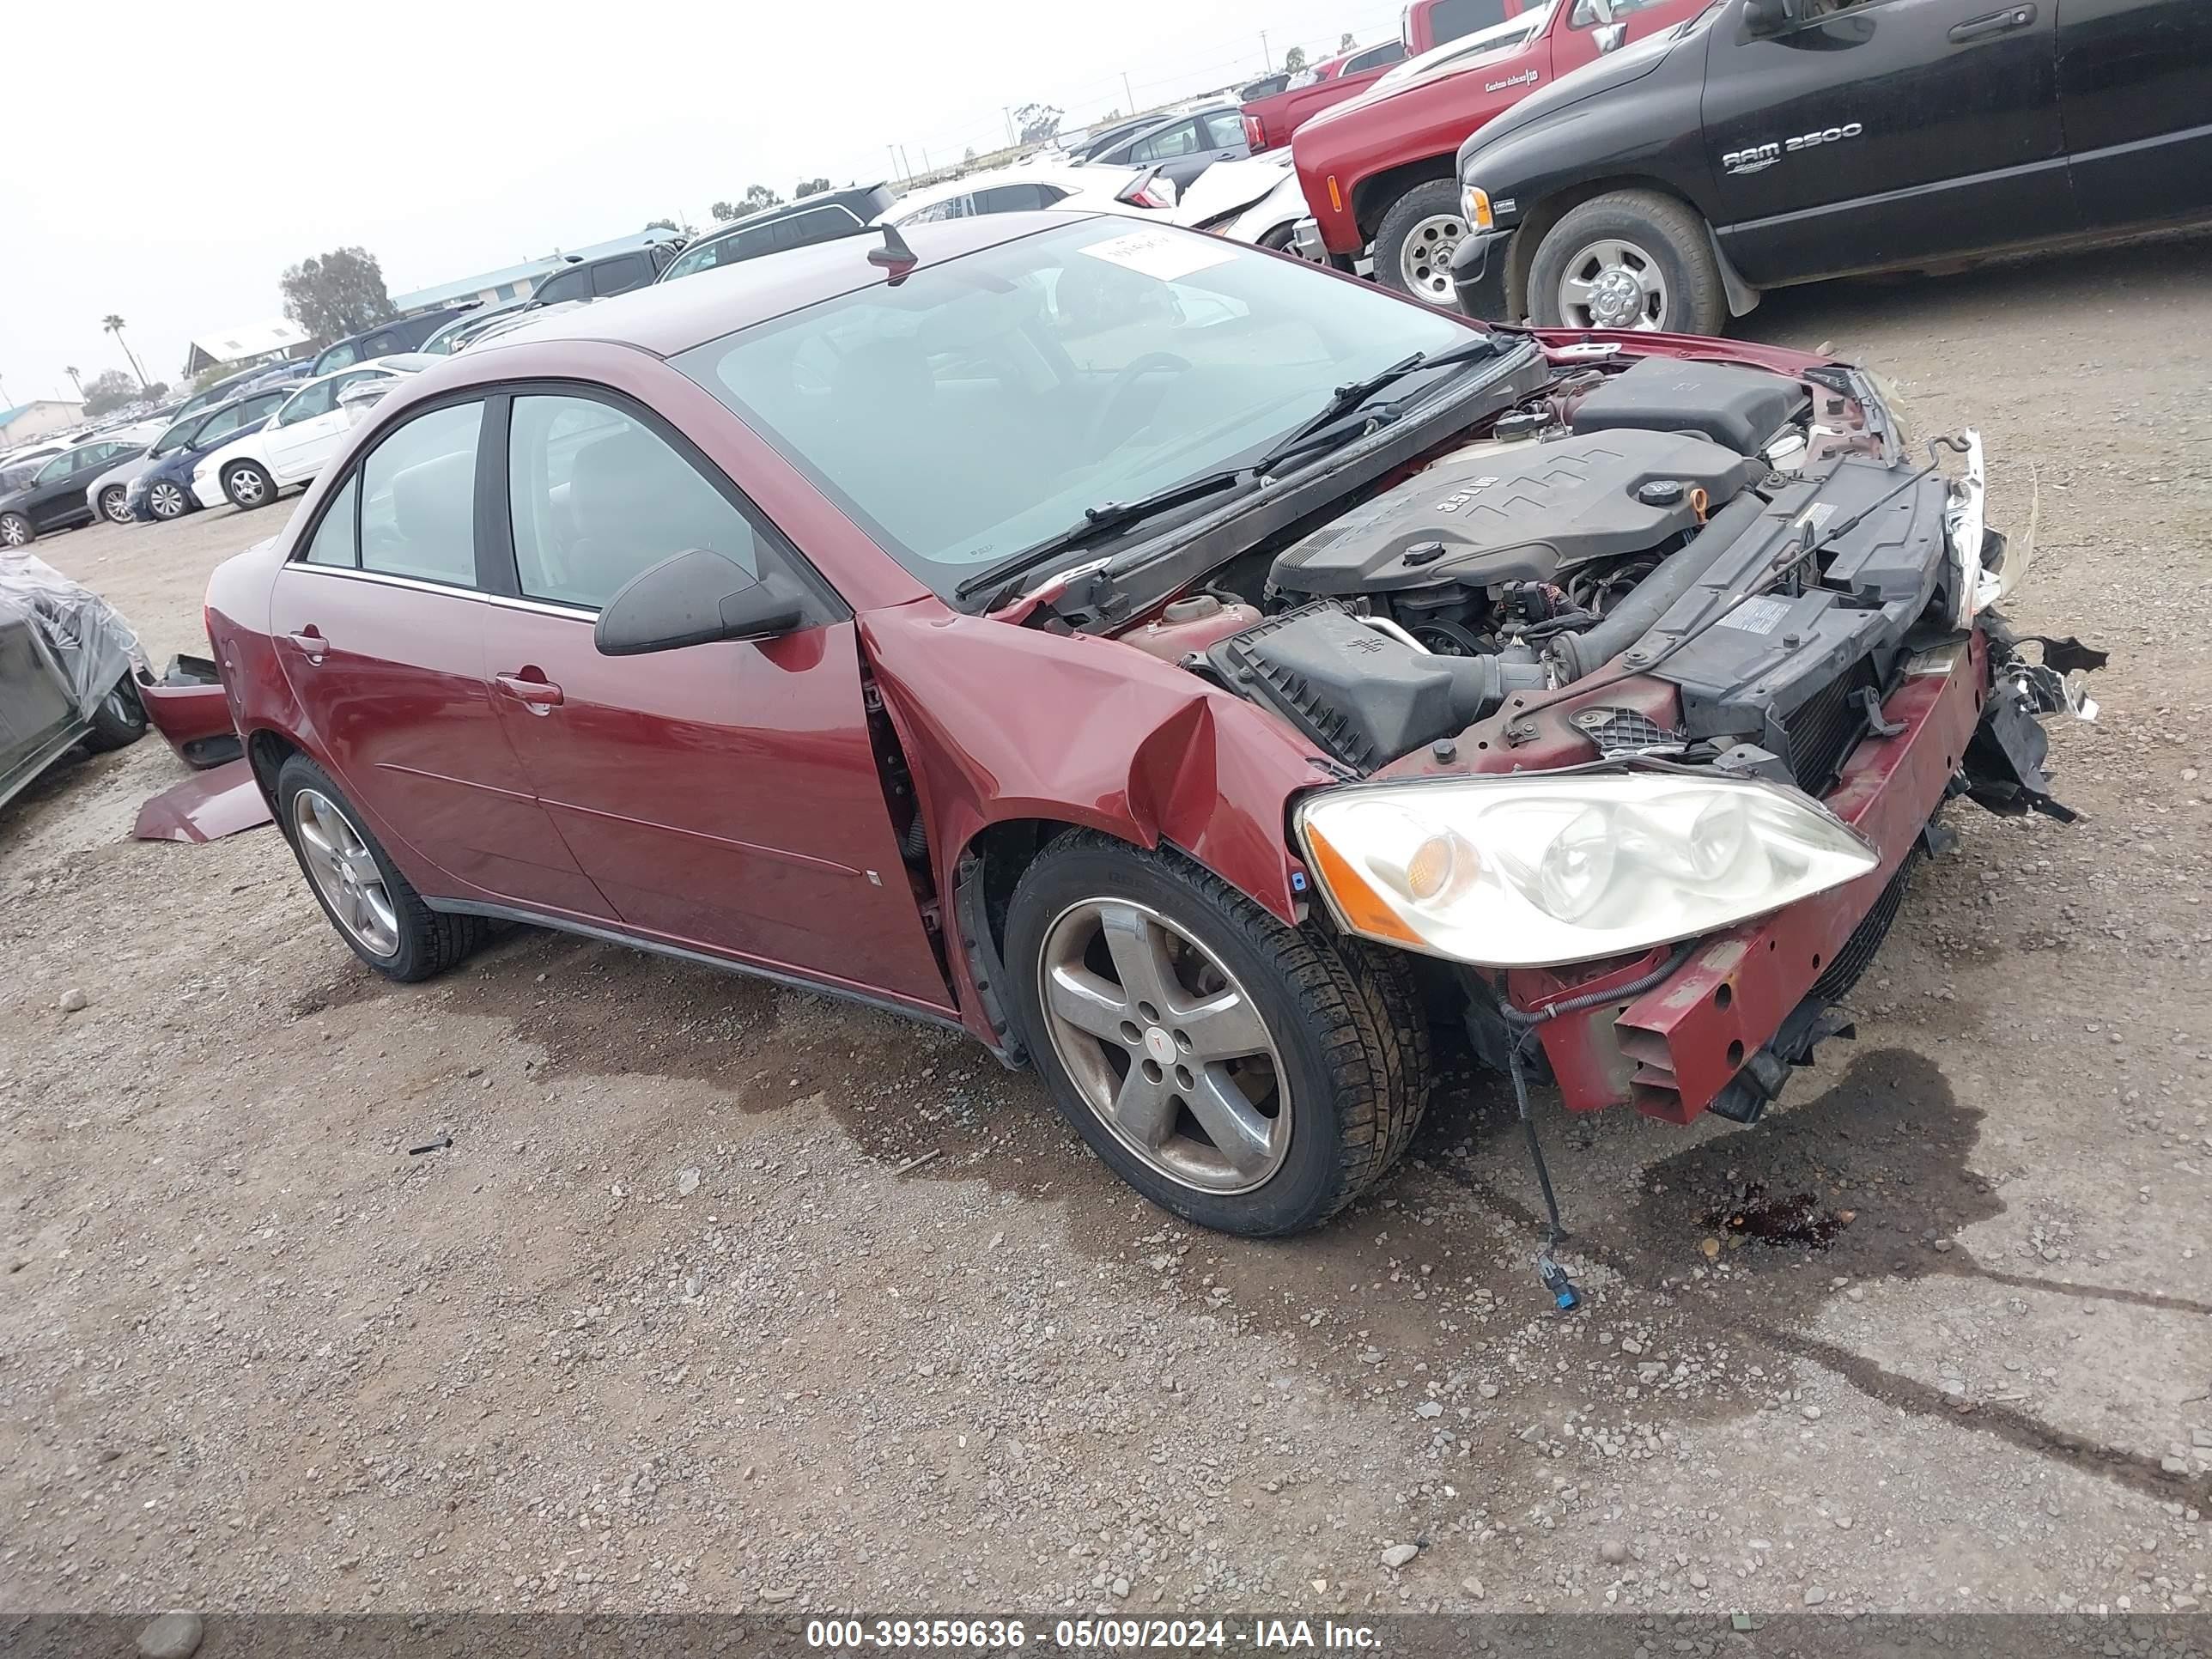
1303, 825, 1423, 948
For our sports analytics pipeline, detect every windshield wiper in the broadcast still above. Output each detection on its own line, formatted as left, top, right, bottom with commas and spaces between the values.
951, 465, 1253, 603
951, 329, 1509, 608
1249, 330, 1507, 477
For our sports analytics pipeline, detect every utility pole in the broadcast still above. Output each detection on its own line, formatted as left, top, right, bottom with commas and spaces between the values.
1260, 29, 1272, 70
1003, 106, 1017, 146
899, 144, 915, 180
887, 144, 902, 183
1121, 71, 1135, 113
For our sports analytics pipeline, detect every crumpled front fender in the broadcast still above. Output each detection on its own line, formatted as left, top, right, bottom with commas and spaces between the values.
857, 601, 1336, 1042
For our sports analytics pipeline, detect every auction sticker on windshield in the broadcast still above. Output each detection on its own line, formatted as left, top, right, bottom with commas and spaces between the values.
1079, 227, 1237, 283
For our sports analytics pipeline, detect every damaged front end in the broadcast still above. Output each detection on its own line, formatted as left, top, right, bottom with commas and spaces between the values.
1136, 352, 2102, 1129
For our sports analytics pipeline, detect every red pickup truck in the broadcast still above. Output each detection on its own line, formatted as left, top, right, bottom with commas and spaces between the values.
1291, 0, 1707, 304
1239, 40, 1407, 153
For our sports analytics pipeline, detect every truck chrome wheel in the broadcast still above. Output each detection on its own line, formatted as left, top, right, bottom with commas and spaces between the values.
292, 787, 400, 958
1398, 212, 1468, 303
1557, 238, 1670, 330
1037, 898, 1291, 1194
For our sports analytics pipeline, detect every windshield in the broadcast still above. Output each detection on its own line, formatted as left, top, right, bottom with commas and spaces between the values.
676, 218, 1474, 599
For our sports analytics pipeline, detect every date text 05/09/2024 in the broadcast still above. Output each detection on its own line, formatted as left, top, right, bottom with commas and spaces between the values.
804, 1618, 1383, 1650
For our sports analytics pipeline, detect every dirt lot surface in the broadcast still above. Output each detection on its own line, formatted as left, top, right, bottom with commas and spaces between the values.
5, 236, 2210, 1624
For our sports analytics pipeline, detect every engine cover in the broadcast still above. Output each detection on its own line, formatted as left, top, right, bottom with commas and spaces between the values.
1269, 429, 1760, 598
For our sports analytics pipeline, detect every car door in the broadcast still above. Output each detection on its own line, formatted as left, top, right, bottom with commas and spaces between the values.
1127, 118, 1209, 190
1702, 0, 2070, 284
264, 370, 389, 482
2056, 0, 2212, 228
479, 387, 952, 1011
268, 397, 615, 919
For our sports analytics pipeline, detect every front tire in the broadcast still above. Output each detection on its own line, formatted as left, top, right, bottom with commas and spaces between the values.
148, 480, 189, 520
99, 486, 132, 525
1004, 831, 1430, 1237
276, 753, 487, 981
1373, 178, 1470, 307
1527, 189, 1727, 336
0, 512, 33, 547
223, 461, 275, 510
83, 675, 148, 751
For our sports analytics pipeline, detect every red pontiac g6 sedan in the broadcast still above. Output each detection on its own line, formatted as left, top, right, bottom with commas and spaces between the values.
206, 212, 2094, 1238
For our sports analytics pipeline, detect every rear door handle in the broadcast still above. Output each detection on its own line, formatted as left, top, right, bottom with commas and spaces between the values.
495, 672, 564, 712
1950, 4, 2033, 43
287, 629, 326, 663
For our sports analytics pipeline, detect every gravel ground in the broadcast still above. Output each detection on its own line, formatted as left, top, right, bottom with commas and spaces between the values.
3, 233, 2209, 1622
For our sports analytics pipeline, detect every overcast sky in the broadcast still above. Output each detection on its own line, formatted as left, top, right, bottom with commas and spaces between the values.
0, 0, 1408, 408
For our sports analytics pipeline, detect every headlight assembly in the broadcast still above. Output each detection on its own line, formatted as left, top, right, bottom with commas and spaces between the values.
1297, 770, 1878, 969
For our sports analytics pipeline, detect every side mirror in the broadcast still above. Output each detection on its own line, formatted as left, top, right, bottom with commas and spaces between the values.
594, 549, 805, 657
1595, 20, 1627, 51
1743, 0, 1801, 33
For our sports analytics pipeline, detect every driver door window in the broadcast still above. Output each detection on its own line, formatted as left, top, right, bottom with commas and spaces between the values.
281, 381, 337, 425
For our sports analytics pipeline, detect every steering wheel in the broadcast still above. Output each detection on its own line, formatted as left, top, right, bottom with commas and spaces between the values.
1082, 352, 1193, 453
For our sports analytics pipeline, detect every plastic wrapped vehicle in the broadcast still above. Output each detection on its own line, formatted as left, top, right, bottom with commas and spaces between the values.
0, 551, 148, 811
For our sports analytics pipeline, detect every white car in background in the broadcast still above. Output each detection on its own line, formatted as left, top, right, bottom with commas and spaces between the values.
1172, 151, 1315, 252
190, 356, 433, 511
878, 161, 1179, 228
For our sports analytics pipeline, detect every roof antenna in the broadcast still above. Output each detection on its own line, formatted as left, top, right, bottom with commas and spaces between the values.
866, 223, 917, 283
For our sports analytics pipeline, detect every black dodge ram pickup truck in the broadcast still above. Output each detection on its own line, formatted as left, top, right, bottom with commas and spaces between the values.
1448, 0, 2212, 333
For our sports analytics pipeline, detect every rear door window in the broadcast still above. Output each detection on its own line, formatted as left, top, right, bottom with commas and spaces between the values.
1130, 121, 1200, 162
358, 403, 484, 587
974, 183, 1056, 213
303, 476, 359, 568
591, 252, 653, 295
1203, 111, 1246, 148
1425, 0, 1509, 41
505, 393, 762, 610
533, 265, 592, 305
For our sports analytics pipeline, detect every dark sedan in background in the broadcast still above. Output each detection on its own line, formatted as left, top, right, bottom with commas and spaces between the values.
128, 387, 293, 522
0, 437, 149, 546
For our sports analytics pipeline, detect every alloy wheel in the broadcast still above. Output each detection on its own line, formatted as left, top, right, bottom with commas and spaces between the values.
1036, 898, 1291, 1194
228, 468, 266, 507
149, 482, 185, 520
1557, 238, 1670, 331
101, 487, 131, 524
1398, 213, 1468, 304
0, 515, 26, 547
292, 787, 400, 958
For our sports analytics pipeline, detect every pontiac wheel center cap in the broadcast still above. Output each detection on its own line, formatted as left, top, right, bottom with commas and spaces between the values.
1144, 1027, 1176, 1065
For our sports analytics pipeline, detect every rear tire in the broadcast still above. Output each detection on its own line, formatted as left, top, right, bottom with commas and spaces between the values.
276, 753, 487, 981
83, 675, 148, 751
223, 461, 275, 510
99, 485, 131, 525
1003, 831, 1430, 1237
1527, 189, 1727, 337
0, 512, 33, 547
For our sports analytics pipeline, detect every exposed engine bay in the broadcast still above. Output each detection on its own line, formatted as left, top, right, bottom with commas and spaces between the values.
1113, 353, 2089, 815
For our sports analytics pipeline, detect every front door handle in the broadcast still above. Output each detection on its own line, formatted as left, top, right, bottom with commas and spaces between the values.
1950, 4, 2033, 43
287, 628, 326, 664
495, 672, 565, 714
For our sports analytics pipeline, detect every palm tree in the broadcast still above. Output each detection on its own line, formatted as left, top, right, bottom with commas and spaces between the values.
64, 366, 82, 398
101, 314, 148, 390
